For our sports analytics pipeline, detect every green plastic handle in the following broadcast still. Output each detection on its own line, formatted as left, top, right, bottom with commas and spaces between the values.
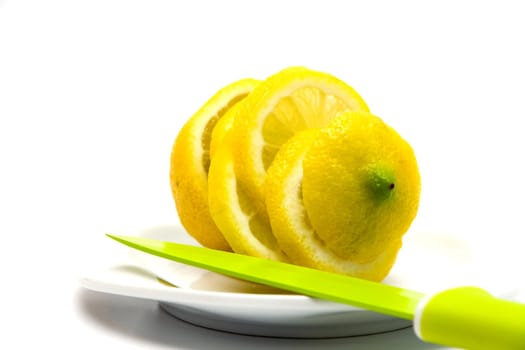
414, 286, 525, 349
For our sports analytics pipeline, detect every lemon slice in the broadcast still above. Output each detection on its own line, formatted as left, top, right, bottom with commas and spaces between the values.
208, 101, 288, 260
265, 129, 400, 281
265, 112, 420, 282
208, 67, 368, 260
302, 111, 421, 265
230, 66, 369, 213
169, 78, 259, 250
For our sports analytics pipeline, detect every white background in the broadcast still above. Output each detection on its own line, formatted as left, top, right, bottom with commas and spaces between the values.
1, 1, 524, 349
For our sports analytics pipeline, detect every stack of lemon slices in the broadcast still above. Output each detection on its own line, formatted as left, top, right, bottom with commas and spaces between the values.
170, 66, 421, 282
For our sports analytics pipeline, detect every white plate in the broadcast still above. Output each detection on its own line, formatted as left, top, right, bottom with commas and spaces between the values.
81, 225, 521, 339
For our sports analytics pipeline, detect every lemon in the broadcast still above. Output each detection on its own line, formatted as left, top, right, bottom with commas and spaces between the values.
207, 100, 288, 261
230, 66, 369, 214
172, 67, 421, 282
169, 78, 259, 250
265, 127, 405, 281
301, 111, 420, 265
208, 66, 368, 260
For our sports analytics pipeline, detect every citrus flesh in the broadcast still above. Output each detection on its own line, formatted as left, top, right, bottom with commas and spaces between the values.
169, 78, 259, 250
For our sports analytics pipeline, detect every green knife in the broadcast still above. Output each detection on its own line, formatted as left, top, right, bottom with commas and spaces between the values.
106, 234, 525, 349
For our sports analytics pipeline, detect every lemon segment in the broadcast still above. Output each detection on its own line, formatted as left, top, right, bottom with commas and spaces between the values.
301, 111, 421, 264
169, 78, 259, 250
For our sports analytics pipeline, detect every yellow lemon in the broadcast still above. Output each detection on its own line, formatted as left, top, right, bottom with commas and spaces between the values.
265, 128, 405, 281
267, 111, 421, 280
170, 78, 259, 250
265, 110, 420, 280
208, 67, 368, 260
231, 66, 369, 215
301, 111, 420, 267
172, 67, 420, 283
208, 100, 288, 260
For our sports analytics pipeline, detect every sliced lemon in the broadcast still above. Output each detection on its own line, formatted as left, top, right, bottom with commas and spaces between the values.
301, 111, 421, 265
265, 128, 402, 281
208, 67, 368, 260
208, 100, 287, 260
230, 66, 369, 214
169, 78, 259, 250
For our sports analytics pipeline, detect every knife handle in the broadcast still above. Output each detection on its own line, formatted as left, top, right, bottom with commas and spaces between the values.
414, 286, 525, 349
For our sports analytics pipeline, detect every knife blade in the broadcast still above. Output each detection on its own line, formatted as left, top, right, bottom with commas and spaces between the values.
106, 234, 525, 349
